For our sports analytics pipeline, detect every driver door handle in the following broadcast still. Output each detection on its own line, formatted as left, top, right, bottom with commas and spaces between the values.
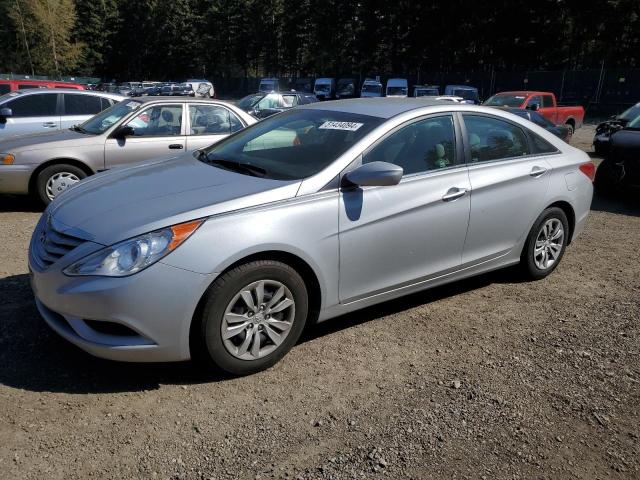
442, 187, 468, 202
169, 144, 184, 150
530, 166, 548, 177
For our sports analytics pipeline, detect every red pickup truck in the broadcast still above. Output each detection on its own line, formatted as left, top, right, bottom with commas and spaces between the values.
484, 91, 585, 133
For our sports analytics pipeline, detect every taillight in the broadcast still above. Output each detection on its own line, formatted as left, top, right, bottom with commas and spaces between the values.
579, 162, 596, 182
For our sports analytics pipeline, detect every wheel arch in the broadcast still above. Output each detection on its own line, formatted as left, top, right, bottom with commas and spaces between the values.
545, 200, 575, 244
28, 158, 95, 195
565, 117, 576, 129
189, 249, 323, 354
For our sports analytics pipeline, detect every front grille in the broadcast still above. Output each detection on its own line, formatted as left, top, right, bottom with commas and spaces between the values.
32, 216, 85, 269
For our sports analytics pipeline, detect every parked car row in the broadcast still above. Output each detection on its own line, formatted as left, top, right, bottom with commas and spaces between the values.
258, 76, 481, 103
93, 80, 215, 98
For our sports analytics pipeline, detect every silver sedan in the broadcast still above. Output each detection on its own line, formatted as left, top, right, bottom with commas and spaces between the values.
0, 97, 256, 204
29, 99, 594, 375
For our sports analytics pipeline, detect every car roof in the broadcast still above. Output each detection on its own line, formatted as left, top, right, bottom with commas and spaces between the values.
300, 97, 450, 118
494, 91, 551, 96
121, 96, 237, 105
3, 88, 122, 98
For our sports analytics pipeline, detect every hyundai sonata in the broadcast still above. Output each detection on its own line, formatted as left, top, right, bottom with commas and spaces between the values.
29, 99, 594, 375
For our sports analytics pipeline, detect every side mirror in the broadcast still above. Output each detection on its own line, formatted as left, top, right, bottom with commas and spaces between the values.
527, 103, 540, 111
343, 161, 403, 188
113, 125, 134, 138
0, 107, 12, 118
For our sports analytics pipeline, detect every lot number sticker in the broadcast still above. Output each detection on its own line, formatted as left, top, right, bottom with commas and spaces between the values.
319, 121, 364, 131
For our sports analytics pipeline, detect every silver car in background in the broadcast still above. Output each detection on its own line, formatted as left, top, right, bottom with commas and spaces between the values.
29, 99, 594, 376
0, 89, 124, 139
0, 97, 256, 204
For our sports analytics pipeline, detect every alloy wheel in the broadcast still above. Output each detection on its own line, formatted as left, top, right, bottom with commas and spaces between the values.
221, 279, 295, 361
533, 218, 564, 270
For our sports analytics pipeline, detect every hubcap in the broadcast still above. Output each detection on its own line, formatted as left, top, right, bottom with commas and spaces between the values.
221, 280, 295, 361
533, 218, 564, 270
46, 172, 80, 200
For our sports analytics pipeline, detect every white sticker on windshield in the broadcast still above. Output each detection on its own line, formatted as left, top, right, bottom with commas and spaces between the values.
319, 121, 364, 131
126, 101, 141, 108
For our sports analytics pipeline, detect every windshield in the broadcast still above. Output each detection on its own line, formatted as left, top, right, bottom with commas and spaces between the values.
201, 109, 383, 180
362, 84, 382, 94
453, 89, 478, 101
315, 84, 331, 92
619, 104, 640, 122
387, 87, 407, 96
259, 82, 275, 92
79, 100, 142, 134
484, 94, 525, 107
628, 115, 640, 129
238, 94, 265, 109
415, 88, 438, 97
337, 81, 354, 93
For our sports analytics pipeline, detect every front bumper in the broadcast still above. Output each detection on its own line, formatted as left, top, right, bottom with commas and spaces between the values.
0, 164, 34, 194
30, 250, 213, 362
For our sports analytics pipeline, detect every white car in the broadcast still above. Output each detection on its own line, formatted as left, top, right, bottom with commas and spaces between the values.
185, 79, 215, 98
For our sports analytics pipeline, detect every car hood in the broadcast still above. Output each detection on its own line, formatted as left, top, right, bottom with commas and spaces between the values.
0, 128, 99, 152
48, 154, 301, 245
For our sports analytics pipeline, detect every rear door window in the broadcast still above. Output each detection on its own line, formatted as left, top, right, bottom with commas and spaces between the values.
281, 95, 298, 107
63, 94, 103, 115
7, 93, 58, 117
0, 84, 10, 95
463, 114, 530, 162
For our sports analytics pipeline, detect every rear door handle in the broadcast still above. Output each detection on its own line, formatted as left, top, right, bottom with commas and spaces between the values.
42, 122, 57, 128
168, 144, 184, 150
530, 166, 548, 177
442, 187, 468, 202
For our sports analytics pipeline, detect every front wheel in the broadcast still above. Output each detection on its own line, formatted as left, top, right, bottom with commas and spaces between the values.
521, 207, 569, 280
192, 260, 308, 375
35, 163, 87, 205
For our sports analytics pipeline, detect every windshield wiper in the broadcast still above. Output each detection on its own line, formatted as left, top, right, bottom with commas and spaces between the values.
70, 125, 89, 134
198, 153, 267, 177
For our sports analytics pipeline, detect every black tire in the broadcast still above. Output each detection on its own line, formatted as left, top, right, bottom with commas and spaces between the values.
594, 158, 621, 197
35, 163, 87, 205
565, 122, 575, 135
521, 207, 569, 280
191, 260, 308, 376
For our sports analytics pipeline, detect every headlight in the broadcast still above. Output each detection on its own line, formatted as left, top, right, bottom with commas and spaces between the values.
64, 219, 204, 277
2, 153, 15, 165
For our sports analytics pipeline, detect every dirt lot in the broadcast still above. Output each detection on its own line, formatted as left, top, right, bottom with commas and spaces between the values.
1, 125, 639, 479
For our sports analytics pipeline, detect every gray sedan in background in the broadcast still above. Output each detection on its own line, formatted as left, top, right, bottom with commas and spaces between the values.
0, 97, 256, 203
29, 99, 593, 375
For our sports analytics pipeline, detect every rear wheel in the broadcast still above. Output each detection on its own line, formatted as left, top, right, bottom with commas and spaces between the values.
565, 122, 575, 135
192, 260, 308, 376
521, 207, 569, 280
35, 163, 87, 205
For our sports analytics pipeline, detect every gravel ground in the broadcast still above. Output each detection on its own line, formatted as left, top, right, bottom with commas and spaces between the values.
1, 125, 639, 479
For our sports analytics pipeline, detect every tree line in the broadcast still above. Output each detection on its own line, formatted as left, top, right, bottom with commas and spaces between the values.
1, 0, 638, 81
